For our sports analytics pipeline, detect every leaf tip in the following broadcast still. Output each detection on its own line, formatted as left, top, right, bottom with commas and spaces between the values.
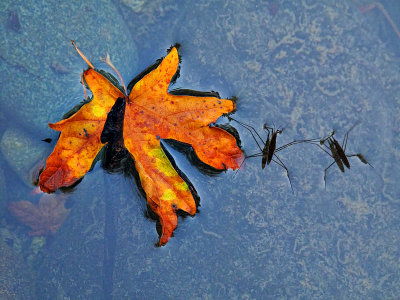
168, 43, 181, 53
229, 95, 239, 104
48, 122, 62, 131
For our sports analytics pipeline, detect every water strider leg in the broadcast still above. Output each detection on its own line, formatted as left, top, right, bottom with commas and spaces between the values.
272, 154, 294, 193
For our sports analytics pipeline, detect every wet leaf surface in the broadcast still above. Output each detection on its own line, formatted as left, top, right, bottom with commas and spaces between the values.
39, 46, 243, 245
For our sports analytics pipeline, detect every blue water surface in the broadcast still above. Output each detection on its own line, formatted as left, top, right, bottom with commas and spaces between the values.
0, 0, 399, 299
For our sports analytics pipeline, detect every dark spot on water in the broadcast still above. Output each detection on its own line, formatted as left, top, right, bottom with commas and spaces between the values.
7, 10, 21, 32
42, 138, 52, 143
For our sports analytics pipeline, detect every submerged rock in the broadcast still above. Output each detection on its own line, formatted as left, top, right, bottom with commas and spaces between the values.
0, 127, 47, 187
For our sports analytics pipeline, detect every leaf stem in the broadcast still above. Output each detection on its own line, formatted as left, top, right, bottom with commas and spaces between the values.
100, 53, 128, 97
71, 40, 95, 69
80, 72, 88, 100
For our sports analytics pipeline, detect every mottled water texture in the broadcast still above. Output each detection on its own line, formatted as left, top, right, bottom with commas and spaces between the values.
1, 0, 399, 299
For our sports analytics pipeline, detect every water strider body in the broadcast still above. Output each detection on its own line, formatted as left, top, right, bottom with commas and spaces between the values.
314, 124, 373, 187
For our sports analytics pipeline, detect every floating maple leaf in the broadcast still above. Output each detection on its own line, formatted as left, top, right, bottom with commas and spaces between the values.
8, 194, 70, 236
123, 47, 243, 244
39, 44, 243, 245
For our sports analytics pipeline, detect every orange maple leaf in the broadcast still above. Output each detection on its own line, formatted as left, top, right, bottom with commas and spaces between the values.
124, 47, 243, 244
39, 68, 125, 193
39, 45, 243, 245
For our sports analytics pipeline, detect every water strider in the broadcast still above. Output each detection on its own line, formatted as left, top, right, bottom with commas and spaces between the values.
229, 117, 321, 192
312, 124, 373, 188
